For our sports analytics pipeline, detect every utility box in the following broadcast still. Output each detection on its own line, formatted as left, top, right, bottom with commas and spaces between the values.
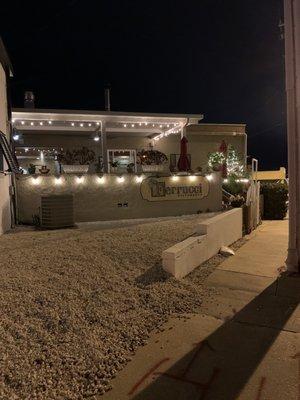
41, 195, 74, 229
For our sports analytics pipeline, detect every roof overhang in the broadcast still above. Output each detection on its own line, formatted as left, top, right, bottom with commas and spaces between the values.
12, 109, 204, 140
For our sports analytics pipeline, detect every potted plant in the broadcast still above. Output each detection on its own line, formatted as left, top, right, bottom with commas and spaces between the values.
39, 165, 50, 174
110, 160, 119, 173
137, 149, 168, 172
57, 147, 95, 173
28, 164, 36, 174
126, 163, 135, 173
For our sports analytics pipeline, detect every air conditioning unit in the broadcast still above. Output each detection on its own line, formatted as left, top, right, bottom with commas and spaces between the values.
41, 195, 74, 229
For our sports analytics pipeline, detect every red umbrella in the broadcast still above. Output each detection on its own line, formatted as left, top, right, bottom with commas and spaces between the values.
177, 136, 191, 171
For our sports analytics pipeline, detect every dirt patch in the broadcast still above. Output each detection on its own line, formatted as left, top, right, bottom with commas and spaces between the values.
0, 215, 245, 399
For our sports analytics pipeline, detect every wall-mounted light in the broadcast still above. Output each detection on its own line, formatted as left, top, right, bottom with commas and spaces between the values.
54, 177, 63, 185
13, 134, 19, 141
31, 176, 41, 185
76, 176, 85, 184
135, 175, 143, 183
172, 175, 179, 181
117, 176, 125, 183
96, 176, 105, 184
93, 135, 100, 142
189, 175, 196, 182
206, 174, 213, 182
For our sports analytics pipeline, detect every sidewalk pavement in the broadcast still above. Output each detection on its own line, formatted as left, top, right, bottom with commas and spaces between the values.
104, 220, 300, 400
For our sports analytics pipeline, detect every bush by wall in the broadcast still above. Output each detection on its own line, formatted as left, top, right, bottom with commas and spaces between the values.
261, 182, 288, 220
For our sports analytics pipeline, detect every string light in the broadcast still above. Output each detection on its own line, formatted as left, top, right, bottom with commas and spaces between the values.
39, 122, 43, 126
80, 123, 84, 127
32, 177, 41, 185
96, 176, 105, 184
135, 175, 143, 183
54, 177, 63, 185
21, 121, 25, 125
48, 121, 52, 124
71, 122, 75, 126
30, 122, 34, 126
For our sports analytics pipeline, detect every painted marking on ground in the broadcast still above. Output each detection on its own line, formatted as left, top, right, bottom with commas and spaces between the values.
154, 340, 220, 400
127, 357, 170, 396
292, 352, 300, 400
255, 377, 266, 400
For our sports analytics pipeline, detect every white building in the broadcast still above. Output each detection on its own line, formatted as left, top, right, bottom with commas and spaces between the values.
0, 38, 14, 234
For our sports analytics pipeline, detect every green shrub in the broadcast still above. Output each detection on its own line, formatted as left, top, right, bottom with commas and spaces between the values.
261, 182, 288, 220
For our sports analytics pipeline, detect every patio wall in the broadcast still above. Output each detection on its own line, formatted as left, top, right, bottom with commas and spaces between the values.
16, 172, 222, 224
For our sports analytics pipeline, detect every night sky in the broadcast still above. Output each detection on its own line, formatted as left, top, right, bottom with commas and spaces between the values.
2, 0, 286, 170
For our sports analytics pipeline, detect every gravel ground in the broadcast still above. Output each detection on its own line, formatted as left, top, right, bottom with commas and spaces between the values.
0, 214, 246, 399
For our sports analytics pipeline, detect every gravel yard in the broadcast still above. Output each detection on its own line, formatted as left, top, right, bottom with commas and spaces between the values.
0, 213, 245, 399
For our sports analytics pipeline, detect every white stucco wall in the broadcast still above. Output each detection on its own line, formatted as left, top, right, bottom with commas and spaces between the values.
0, 64, 11, 234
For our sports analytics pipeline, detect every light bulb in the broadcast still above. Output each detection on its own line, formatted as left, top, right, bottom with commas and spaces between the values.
189, 175, 196, 182
117, 176, 125, 183
54, 177, 63, 185
135, 175, 143, 183
206, 174, 213, 182
172, 175, 179, 181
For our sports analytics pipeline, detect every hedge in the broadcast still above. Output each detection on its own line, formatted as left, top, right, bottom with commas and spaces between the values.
261, 182, 288, 220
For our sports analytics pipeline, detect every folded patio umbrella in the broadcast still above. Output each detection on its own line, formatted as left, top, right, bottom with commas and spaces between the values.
177, 136, 191, 171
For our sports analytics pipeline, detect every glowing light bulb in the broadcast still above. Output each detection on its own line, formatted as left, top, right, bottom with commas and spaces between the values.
54, 177, 63, 185
172, 175, 179, 181
206, 174, 213, 182
117, 176, 125, 183
48, 121, 52, 124
30, 122, 34, 126
71, 122, 75, 126
96, 176, 105, 184
88, 123, 92, 127
21, 121, 25, 125
94, 136, 100, 142
135, 175, 143, 183
189, 175, 196, 182
13, 134, 19, 141
76, 176, 85, 184
131, 124, 135, 127
39, 122, 43, 126
32, 177, 40, 185
80, 123, 83, 127
223, 178, 228, 183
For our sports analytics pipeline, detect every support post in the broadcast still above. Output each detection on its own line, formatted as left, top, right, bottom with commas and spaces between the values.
101, 121, 108, 173
284, 0, 300, 272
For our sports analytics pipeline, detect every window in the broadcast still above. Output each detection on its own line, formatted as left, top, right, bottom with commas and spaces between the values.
107, 149, 137, 173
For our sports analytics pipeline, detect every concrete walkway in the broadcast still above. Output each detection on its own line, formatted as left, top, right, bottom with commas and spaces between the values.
104, 220, 300, 400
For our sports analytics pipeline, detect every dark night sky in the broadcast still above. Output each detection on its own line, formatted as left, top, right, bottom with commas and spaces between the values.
1, 0, 286, 170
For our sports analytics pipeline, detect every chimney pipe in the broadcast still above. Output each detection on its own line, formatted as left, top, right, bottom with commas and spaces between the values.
24, 91, 35, 108
104, 85, 111, 111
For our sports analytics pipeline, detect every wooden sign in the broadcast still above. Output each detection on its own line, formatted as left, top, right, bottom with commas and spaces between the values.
140, 176, 210, 201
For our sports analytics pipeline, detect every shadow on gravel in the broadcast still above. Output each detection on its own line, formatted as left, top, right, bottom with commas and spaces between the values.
131, 274, 300, 400
135, 264, 169, 286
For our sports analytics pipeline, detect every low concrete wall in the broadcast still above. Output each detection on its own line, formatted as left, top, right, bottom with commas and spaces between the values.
162, 208, 243, 278
16, 173, 222, 224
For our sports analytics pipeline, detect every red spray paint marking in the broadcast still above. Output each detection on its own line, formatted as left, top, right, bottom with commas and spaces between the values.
255, 377, 266, 400
127, 357, 170, 396
292, 352, 300, 400
154, 340, 220, 400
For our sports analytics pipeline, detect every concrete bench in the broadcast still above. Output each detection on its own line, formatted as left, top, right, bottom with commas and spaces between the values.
162, 208, 243, 278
